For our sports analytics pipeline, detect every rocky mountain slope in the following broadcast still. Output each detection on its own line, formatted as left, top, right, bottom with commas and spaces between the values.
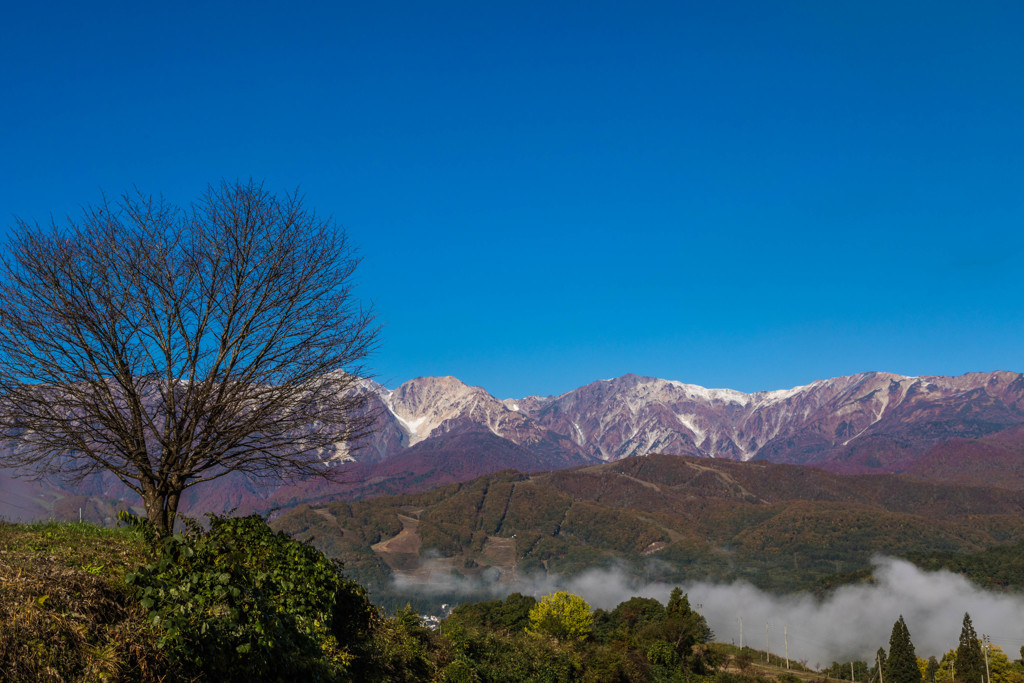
355, 370, 1024, 473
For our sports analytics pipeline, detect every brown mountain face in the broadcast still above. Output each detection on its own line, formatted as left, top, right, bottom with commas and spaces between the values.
239, 369, 1024, 509
348, 370, 1024, 476
900, 424, 1024, 491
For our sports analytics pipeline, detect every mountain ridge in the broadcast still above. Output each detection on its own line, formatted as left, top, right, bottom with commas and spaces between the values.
362, 369, 1024, 470
4, 369, 1024, 521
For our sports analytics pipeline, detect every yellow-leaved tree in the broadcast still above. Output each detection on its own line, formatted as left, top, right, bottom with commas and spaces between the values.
526, 591, 593, 643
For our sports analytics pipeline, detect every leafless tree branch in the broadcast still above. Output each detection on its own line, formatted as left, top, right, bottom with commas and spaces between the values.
0, 180, 379, 534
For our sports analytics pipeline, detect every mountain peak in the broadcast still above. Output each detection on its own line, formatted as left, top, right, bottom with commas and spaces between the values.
361, 369, 1024, 473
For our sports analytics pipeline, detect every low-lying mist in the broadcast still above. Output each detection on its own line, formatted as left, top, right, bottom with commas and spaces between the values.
393, 556, 1024, 667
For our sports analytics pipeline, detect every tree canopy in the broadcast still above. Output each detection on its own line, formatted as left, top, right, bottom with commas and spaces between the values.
0, 181, 377, 533
527, 591, 594, 643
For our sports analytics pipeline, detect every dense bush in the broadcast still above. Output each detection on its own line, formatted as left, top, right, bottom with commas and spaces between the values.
442, 625, 583, 682
125, 513, 373, 681
446, 592, 537, 632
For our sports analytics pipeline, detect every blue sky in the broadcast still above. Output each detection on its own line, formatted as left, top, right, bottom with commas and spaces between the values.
2, 2, 1022, 398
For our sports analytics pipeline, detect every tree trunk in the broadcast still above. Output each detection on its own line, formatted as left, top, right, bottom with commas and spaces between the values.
142, 484, 181, 536
166, 490, 181, 533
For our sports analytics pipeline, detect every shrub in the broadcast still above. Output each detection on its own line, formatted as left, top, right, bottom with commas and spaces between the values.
125, 513, 370, 681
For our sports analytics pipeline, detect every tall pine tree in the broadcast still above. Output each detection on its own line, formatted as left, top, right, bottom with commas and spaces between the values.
887, 616, 922, 683
956, 613, 985, 683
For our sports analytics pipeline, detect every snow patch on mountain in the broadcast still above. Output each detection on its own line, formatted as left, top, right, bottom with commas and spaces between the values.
675, 413, 706, 443
392, 413, 430, 443
354, 370, 1024, 471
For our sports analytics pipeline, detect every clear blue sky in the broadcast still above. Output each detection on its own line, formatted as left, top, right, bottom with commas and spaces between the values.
2, 2, 1022, 398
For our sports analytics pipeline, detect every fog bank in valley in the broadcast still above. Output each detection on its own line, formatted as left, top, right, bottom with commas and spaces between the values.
394, 556, 1024, 666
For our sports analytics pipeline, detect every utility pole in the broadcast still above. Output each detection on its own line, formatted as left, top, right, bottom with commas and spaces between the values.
785, 625, 790, 669
983, 634, 991, 683
739, 616, 743, 650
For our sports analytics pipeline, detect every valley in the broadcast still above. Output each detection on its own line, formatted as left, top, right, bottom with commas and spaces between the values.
272, 452, 1024, 611
6, 369, 1024, 617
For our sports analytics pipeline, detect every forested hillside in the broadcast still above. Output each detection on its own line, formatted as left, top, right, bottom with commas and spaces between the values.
273, 454, 1024, 607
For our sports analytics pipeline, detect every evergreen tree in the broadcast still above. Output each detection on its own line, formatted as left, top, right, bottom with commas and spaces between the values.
956, 613, 985, 683
667, 587, 691, 616
887, 616, 922, 683
926, 656, 939, 683
642, 592, 717, 675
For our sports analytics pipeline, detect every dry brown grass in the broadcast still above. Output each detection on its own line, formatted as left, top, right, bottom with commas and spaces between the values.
0, 521, 174, 682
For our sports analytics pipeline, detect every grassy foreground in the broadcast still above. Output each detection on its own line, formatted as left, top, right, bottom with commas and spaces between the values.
0, 521, 168, 681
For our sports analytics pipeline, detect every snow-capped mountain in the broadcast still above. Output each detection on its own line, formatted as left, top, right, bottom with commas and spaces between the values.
354, 370, 1024, 473
368, 375, 591, 465
5, 370, 1024, 522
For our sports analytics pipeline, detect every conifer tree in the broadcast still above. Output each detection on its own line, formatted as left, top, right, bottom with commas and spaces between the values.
956, 613, 985, 683
667, 587, 691, 616
887, 616, 922, 683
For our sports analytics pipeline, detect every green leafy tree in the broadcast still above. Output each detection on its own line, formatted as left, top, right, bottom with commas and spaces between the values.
639, 589, 717, 674
887, 616, 922, 683
526, 591, 594, 643
446, 592, 537, 633
359, 605, 442, 683
984, 644, 1024, 683
823, 660, 871, 681
957, 613, 986, 683
610, 596, 666, 631
442, 626, 581, 682
935, 649, 957, 683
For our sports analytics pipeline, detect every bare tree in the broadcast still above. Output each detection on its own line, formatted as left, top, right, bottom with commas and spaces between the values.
0, 180, 378, 534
